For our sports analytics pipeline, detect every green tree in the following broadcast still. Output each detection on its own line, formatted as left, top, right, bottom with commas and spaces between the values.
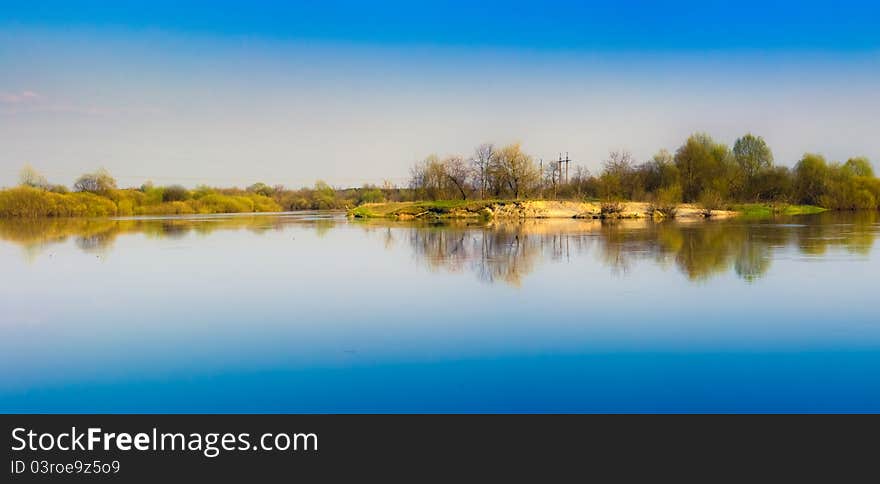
793, 153, 829, 205
247, 182, 275, 197
640, 149, 679, 194
674, 133, 732, 202
843, 157, 874, 178
751, 166, 793, 201
162, 185, 190, 202
733, 133, 773, 199
313, 180, 337, 209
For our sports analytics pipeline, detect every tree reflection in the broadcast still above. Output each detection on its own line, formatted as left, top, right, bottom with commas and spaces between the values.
0, 215, 299, 261
388, 212, 877, 285
0, 212, 876, 283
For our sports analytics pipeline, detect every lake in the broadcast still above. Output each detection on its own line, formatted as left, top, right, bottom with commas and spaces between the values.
1, 211, 878, 413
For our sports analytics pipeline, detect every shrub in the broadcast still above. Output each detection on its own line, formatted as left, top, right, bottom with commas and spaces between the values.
600, 200, 624, 217
194, 194, 253, 213
358, 187, 385, 204
651, 185, 682, 218
698, 189, 723, 217
0, 187, 120, 218
135, 201, 196, 215
162, 185, 190, 202
247, 194, 282, 212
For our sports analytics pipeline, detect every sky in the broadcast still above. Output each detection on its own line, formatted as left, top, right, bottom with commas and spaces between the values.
2, 1, 879, 188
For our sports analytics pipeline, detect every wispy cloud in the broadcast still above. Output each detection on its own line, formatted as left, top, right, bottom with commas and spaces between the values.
0, 90, 161, 116
0, 90, 44, 104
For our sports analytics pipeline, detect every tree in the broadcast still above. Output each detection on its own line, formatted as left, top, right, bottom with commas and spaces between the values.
640, 149, 679, 193
733, 133, 773, 199
793, 153, 829, 205
312, 180, 337, 209
357, 184, 385, 204
162, 184, 190, 202
18, 164, 48, 188
442, 155, 471, 200
599, 150, 636, 199
733, 134, 773, 179
247, 182, 275, 197
568, 165, 598, 199
674, 133, 732, 202
543, 157, 562, 199
489, 143, 539, 199
752, 166, 793, 201
74, 168, 117, 195
843, 157, 874, 178
470, 143, 494, 199
409, 155, 448, 200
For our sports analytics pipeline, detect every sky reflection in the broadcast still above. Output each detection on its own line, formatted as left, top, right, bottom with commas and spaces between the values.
0, 212, 878, 412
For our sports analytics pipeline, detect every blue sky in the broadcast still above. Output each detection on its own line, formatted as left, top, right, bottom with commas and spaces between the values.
2, 1, 879, 187
6, 1, 880, 50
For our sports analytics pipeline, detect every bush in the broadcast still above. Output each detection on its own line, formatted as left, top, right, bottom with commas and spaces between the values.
358, 187, 385, 204
600, 200, 624, 217
698, 189, 724, 217
135, 201, 196, 215
651, 185, 682, 218
162, 185, 190, 202
0, 187, 118, 218
247, 194, 282, 212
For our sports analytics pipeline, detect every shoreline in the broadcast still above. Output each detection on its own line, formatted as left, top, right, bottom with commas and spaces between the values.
347, 200, 826, 220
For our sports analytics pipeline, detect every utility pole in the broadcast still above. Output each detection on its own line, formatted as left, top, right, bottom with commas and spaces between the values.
539, 158, 544, 198
565, 152, 570, 184
556, 153, 571, 185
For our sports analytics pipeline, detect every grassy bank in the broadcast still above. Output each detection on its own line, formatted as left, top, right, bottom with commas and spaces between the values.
0, 186, 281, 218
348, 200, 499, 219
731, 203, 827, 218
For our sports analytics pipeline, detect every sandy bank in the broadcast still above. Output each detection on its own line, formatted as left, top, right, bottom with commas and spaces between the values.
349, 200, 738, 220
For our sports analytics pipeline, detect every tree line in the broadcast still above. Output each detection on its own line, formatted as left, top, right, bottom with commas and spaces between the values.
3, 166, 392, 217
407, 134, 880, 210
3, 132, 878, 218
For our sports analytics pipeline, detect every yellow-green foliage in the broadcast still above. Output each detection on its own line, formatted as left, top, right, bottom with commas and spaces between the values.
134, 201, 197, 215
246, 194, 281, 212
193, 194, 253, 213
0, 186, 282, 218
0, 187, 118, 218
818, 175, 880, 210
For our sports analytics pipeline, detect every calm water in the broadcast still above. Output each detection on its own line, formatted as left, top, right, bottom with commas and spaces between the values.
1, 211, 878, 413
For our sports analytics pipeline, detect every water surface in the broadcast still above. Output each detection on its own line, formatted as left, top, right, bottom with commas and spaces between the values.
1, 211, 878, 412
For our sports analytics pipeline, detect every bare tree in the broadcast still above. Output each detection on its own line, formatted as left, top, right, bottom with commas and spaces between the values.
543, 158, 562, 199
19, 164, 48, 188
490, 143, 540, 199
599, 150, 636, 199
469, 143, 494, 200
74, 168, 117, 195
443, 155, 471, 200
409, 155, 447, 200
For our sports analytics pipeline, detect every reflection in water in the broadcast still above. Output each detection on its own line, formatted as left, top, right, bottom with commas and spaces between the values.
0, 211, 877, 284
362, 211, 878, 284
0, 213, 338, 262
2, 210, 880, 413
